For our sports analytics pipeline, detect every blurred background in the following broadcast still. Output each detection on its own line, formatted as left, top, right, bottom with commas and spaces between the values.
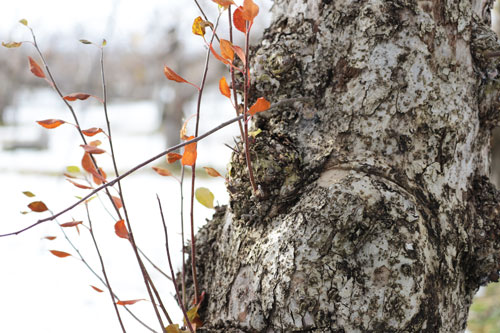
0, 0, 499, 332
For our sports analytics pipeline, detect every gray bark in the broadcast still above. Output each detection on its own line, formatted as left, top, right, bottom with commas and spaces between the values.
187, 1, 500, 331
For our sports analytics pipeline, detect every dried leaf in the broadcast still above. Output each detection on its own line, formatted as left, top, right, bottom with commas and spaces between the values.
91, 285, 104, 293
192, 16, 206, 37
44, 236, 57, 240
248, 97, 271, 116
114, 219, 129, 239
242, 0, 259, 21
82, 127, 103, 137
185, 305, 203, 328
28, 201, 48, 212
220, 39, 234, 62
19, 19, 28, 26
203, 167, 222, 178
60, 221, 83, 228
63, 93, 91, 101
92, 167, 107, 185
233, 7, 247, 33
212, 0, 236, 8
79, 39, 92, 45
36, 119, 65, 129
180, 114, 197, 140
195, 187, 214, 208
152, 167, 173, 177
66, 178, 93, 190
80, 144, 106, 154
28, 56, 45, 78
219, 77, 231, 98
164, 65, 188, 84
248, 128, 262, 137
22, 191, 35, 197
49, 250, 71, 258
165, 324, 181, 333
81, 152, 105, 182
116, 299, 145, 306
2, 41, 22, 48
230, 44, 246, 66
209, 43, 231, 66
182, 137, 197, 167
167, 152, 182, 164
89, 140, 102, 147
112, 196, 123, 209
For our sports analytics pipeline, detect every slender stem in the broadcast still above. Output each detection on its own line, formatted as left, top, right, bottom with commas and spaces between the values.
242, 22, 258, 194
157, 196, 194, 333
85, 204, 126, 332
193, 0, 220, 43
228, 6, 245, 140
2, 98, 310, 237
138, 247, 172, 281
188, 12, 222, 305
180, 166, 187, 307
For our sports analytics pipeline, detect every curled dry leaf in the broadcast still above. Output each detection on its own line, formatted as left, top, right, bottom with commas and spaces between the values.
112, 196, 123, 210
249, 97, 271, 116
81, 144, 106, 154
2, 42, 22, 48
164, 65, 188, 84
60, 221, 83, 228
92, 167, 107, 185
63, 93, 91, 101
91, 285, 104, 293
230, 44, 246, 66
79, 39, 92, 45
219, 77, 231, 99
180, 114, 197, 140
49, 250, 72, 258
114, 219, 129, 239
167, 152, 182, 164
81, 127, 103, 137
66, 178, 93, 190
44, 236, 57, 240
181, 136, 197, 167
204, 167, 222, 178
192, 16, 206, 37
81, 152, 105, 183
22, 191, 35, 197
220, 39, 234, 62
28, 201, 48, 212
28, 56, 45, 78
37, 119, 65, 129
116, 299, 145, 306
152, 166, 173, 177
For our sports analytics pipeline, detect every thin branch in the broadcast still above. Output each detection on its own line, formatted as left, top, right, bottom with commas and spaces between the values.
180, 166, 187, 307
228, 5, 245, 140
85, 204, 126, 332
157, 195, 194, 333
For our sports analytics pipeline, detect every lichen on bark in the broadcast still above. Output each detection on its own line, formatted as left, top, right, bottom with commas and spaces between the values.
185, 0, 500, 332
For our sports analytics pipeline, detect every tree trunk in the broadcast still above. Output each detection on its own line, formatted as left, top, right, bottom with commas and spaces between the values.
189, 1, 500, 331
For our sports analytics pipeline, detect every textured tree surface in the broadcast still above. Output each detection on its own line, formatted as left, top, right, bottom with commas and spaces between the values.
188, 1, 500, 332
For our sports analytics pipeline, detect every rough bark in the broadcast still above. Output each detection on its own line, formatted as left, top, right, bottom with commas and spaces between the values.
187, 1, 500, 332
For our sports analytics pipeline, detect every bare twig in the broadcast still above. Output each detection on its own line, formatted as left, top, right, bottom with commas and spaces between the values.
180, 166, 187, 307
157, 195, 194, 333
228, 5, 245, 140
85, 204, 126, 332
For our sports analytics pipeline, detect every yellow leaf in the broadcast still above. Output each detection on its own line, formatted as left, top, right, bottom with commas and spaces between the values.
192, 16, 206, 37
195, 187, 214, 208
248, 128, 262, 138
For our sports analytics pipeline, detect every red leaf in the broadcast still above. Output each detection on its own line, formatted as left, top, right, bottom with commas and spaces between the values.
219, 77, 231, 98
63, 93, 91, 101
91, 285, 104, 293
152, 167, 173, 177
112, 196, 123, 209
49, 250, 71, 258
167, 152, 182, 164
60, 221, 83, 228
164, 65, 188, 84
220, 39, 234, 62
37, 119, 65, 129
28, 56, 45, 78
114, 219, 129, 239
82, 127, 103, 137
81, 152, 105, 183
66, 178, 93, 190
182, 136, 197, 167
249, 97, 271, 116
44, 236, 57, 240
92, 167, 107, 185
233, 7, 247, 33
28, 201, 48, 212
80, 144, 106, 154
116, 299, 145, 306
230, 45, 246, 67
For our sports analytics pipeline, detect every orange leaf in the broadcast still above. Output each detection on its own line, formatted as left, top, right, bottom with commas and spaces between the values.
81, 152, 105, 182
91, 285, 104, 293
220, 39, 234, 62
116, 299, 145, 306
182, 137, 197, 167
231, 44, 246, 66
37, 119, 65, 129
89, 140, 102, 147
28, 56, 45, 78
60, 221, 83, 228
49, 250, 71, 258
93, 167, 107, 185
112, 196, 123, 209
152, 166, 173, 177
233, 7, 247, 33
66, 178, 93, 190
249, 97, 271, 116
209, 43, 231, 66
82, 127, 103, 137
204, 167, 222, 177
44, 236, 57, 240
242, 0, 259, 22
219, 77, 231, 98
167, 152, 182, 164
63, 93, 91, 101
81, 144, 106, 154
114, 219, 129, 239
164, 65, 188, 84
28, 201, 48, 212
212, 0, 235, 8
